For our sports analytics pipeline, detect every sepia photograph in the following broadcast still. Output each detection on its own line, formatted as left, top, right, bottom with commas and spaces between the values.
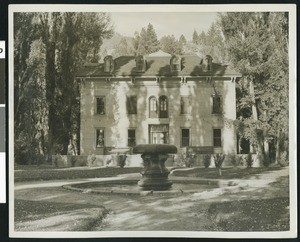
9, 4, 297, 238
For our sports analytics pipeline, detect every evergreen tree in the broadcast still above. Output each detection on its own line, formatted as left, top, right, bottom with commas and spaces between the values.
133, 23, 160, 55
219, 12, 289, 164
14, 12, 114, 163
192, 30, 199, 44
160, 35, 183, 55
179, 34, 187, 45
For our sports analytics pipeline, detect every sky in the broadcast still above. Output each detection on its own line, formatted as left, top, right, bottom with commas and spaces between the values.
110, 12, 219, 40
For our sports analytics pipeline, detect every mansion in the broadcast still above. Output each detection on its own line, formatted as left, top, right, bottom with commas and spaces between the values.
76, 50, 241, 157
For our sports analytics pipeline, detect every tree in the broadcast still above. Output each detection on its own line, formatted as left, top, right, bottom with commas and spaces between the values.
14, 12, 114, 163
192, 30, 199, 44
160, 35, 183, 55
219, 12, 289, 164
179, 34, 187, 45
198, 31, 206, 45
133, 23, 160, 55
113, 37, 134, 57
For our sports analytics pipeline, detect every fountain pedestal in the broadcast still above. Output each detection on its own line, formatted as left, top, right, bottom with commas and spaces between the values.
132, 144, 177, 191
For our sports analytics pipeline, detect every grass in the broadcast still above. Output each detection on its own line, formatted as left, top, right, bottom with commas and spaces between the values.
15, 164, 285, 181
15, 167, 142, 182
171, 166, 283, 179
205, 197, 289, 231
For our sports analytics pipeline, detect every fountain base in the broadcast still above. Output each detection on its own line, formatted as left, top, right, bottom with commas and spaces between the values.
133, 145, 177, 191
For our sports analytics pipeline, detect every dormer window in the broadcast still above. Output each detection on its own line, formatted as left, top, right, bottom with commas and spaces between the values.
135, 55, 146, 72
170, 55, 181, 71
104, 55, 114, 73
204, 55, 213, 71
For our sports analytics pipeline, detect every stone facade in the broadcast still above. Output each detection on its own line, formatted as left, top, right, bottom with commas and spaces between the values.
76, 51, 241, 158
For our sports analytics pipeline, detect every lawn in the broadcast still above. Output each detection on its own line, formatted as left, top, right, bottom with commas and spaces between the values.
15, 166, 142, 182
15, 165, 285, 182
171, 166, 283, 179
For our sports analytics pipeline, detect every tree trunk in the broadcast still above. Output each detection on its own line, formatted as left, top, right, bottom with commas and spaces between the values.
249, 80, 258, 120
275, 129, 281, 164
264, 139, 270, 162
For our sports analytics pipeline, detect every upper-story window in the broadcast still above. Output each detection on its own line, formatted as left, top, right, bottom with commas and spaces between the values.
204, 55, 213, 71
180, 96, 191, 114
104, 55, 114, 73
159, 95, 168, 118
96, 97, 105, 115
149, 96, 158, 118
170, 55, 181, 71
135, 55, 146, 72
127, 96, 137, 114
212, 95, 222, 114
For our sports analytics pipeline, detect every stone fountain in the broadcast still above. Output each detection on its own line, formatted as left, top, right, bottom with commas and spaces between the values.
132, 144, 177, 191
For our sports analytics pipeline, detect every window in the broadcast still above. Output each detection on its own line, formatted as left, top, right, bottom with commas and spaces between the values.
149, 96, 157, 118
181, 129, 190, 147
127, 96, 137, 114
212, 95, 222, 114
159, 95, 168, 118
135, 55, 146, 72
213, 129, 222, 147
204, 55, 213, 71
170, 55, 181, 71
104, 55, 114, 73
96, 128, 105, 147
180, 96, 191, 114
96, 97, 105, 115
128, 129, 136, 147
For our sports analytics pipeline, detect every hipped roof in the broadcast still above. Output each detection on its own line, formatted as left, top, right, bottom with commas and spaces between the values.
76, 54, 241, 78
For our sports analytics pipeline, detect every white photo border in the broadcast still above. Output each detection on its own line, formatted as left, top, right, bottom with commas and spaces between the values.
9, 4, 297, 238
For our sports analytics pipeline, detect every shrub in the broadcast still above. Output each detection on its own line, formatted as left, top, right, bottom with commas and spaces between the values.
278, 151, 289, 167
263, 153, 270, 167
175, 154, 186, 167
70, 156, 77, 167
227, 154, 240, 167
87, 154, 96, 167
213, 154, 226, 176
53, 156, 58, 167
185, 153, 196, 167
246, 153, 254, 168
203, 154, 211, 168
117, 154, 127, 168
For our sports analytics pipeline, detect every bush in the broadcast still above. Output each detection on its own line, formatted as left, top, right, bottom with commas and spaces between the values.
185, 153, 196, 167
227, 154, 240, 167
70, 156, 77, 167
87, 154, 96, 167
278, 151, 289, 167
117, 154, 127, 168
262, 154, 271, 167
203, 154, 211, 168
213, 154, 226, 176
246, 153, 254, 168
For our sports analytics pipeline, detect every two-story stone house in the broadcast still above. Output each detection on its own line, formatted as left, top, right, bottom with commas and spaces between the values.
76, 50, 241, 158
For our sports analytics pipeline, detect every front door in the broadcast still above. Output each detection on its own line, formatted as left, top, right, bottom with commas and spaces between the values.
149, 125, 169, 144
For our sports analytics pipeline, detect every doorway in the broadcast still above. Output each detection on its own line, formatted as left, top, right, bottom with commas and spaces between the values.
149, 124, 169, 144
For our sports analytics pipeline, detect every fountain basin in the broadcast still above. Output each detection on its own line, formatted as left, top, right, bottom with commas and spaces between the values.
62, 177, 221, 196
